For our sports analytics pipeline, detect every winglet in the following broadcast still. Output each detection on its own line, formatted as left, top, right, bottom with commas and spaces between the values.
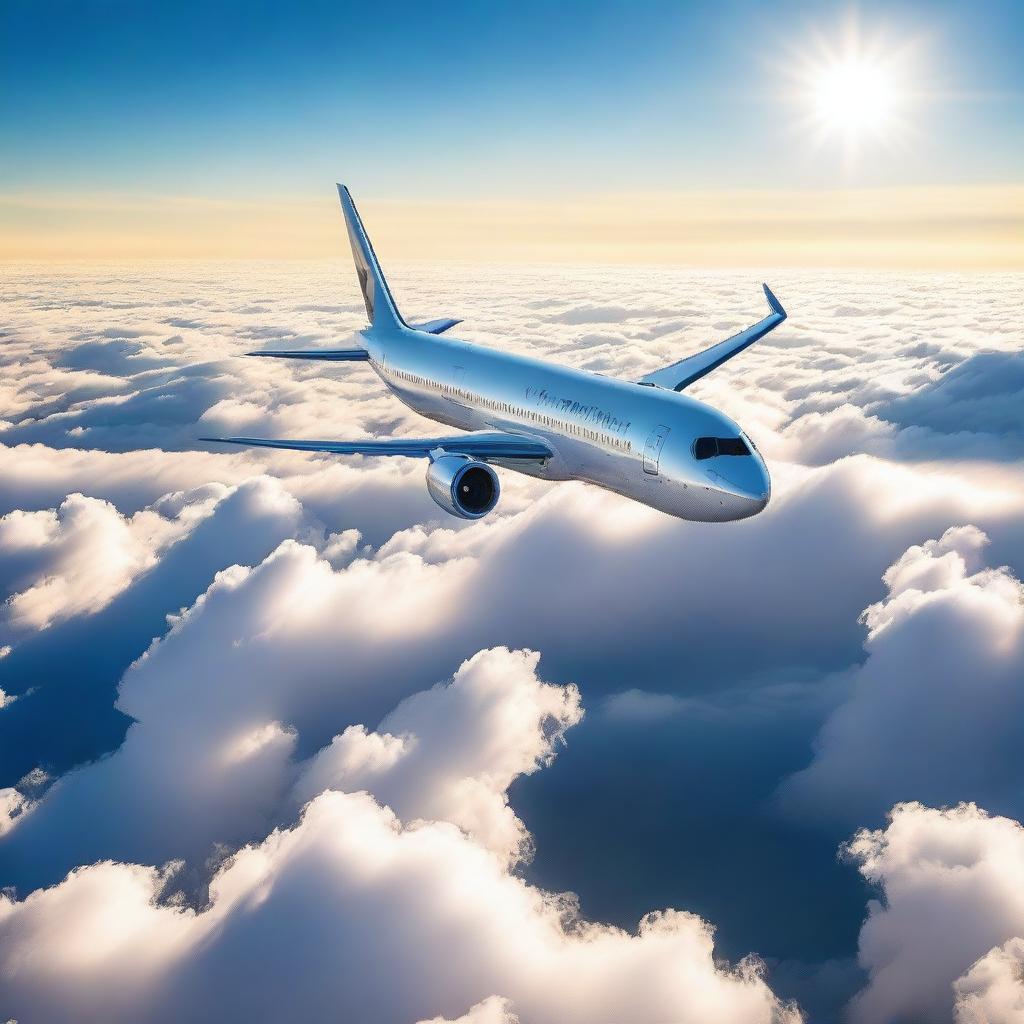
763, 283, 786, 319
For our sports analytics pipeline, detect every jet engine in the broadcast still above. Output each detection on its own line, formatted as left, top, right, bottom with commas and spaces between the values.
426, 455, 499, 519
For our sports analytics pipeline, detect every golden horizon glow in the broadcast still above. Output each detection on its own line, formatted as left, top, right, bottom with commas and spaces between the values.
1, 185, 1022, 269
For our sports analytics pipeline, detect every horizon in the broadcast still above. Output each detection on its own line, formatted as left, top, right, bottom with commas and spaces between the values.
3, 185, 1022, 267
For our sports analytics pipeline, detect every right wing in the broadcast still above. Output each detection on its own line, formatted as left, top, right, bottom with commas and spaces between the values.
200, 430, 552, 461
638, 284, 786, 392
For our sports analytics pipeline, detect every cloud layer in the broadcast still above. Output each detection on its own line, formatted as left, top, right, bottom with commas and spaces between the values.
0, 649, 797, 1024
1, 261, 1023, 1022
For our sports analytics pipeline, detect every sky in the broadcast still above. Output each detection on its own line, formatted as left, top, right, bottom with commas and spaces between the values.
1, 0, 1022, 264
1, 3, 1024, 1023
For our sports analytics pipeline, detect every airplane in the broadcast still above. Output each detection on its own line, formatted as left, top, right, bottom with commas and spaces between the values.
203, 185, 787, 522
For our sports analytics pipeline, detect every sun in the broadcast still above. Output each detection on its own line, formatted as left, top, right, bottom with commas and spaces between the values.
785, 15, 919, 159
810, 58, 896, 135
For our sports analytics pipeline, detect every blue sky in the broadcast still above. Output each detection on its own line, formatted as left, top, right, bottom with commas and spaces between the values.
2, 0, 1021, 200
0, 0, 1020, 262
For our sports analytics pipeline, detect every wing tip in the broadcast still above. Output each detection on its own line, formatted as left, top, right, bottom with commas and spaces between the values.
763, 283, 786, 319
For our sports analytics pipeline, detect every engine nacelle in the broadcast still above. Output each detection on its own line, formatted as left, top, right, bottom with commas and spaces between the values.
426, 455, 500, 519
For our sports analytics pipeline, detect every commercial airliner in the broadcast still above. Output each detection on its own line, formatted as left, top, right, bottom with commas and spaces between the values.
205, 186, 787, 522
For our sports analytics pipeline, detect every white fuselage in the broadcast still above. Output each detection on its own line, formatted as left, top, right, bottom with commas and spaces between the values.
361, 325, 770, 522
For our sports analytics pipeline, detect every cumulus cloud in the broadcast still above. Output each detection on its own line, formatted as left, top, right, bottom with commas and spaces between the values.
293, 647, 583, 864
954, 938, 1024, 1024
417, 996, 520, 1024
0, 654, 797, 1024
0, 476, 312, 791
0, 633, 579, 894
0, 486, 224, 640
845, 801, 1024, 1024
777, 526, 1024, 828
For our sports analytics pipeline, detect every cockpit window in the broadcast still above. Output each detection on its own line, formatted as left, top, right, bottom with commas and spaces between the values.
693, 436, 751, 460
717, 437, 750, 457
693, 436, 718, 460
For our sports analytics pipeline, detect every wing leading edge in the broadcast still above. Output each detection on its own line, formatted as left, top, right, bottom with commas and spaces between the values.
639, 284, 787, 392
201, 431, 553, 461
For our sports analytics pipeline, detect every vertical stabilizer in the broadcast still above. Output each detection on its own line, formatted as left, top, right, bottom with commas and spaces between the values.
337, 184, 406, 332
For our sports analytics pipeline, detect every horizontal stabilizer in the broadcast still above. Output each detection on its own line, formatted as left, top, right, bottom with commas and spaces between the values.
410, 318, 463, 336
201, 430, 553, 461
638, 284, 787, 392
246, 348, 370, 361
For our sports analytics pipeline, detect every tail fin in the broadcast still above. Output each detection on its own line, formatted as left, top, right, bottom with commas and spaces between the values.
337, 184, 407, 332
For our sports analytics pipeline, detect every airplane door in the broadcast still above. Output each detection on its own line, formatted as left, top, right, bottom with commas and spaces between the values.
643, 425, 670, 475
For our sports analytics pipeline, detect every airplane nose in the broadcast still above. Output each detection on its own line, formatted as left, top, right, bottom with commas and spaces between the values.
704, 453, 770, 517
745, 456, 771, 506
714, 455, 770, 502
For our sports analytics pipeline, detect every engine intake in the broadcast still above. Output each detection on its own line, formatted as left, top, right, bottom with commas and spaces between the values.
426, 455, 500, 519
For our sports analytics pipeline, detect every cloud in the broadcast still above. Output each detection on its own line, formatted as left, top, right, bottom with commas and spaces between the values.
417, 997, 520, 1024
0, 634, 580, 894
953, 937, 1024, 1024
845, 801, 1024, 1024
0, 477, 311, 791
777, 526, 1024, 829
0, 653, 797, 1024
2, 449, 1021, 1013
293, 647, 584, 864
3, 260, 1024, 1023
778, 403, 899, 465
880, 351, 1024, 445
0, 487, 224, 641
778, 353, 1024, 465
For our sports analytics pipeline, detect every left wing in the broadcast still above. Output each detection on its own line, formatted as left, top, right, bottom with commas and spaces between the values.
201, 430, 552, 461
638, 284, 786, 392
246, 348, 369, 361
